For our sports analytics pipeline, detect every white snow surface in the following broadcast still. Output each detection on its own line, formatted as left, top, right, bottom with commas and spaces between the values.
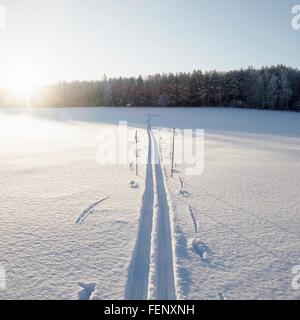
0, 107, 299, 300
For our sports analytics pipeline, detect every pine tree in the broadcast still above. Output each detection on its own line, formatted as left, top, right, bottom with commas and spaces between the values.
103, 74, 112, 106
266, 74, 279, 109
135, 76, 145, 106
189, 70, 204, 105
278, 69, 292, 110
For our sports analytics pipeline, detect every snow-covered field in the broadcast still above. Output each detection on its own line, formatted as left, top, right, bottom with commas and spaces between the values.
0, 107, 299, 300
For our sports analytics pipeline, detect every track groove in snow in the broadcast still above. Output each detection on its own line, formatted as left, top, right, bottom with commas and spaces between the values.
149, 129, 176, 300
75, 196, 110, 225
188, 205, 198, 234
125, 129, 154, 300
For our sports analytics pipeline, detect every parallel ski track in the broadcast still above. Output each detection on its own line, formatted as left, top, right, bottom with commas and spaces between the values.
125, 125, 176, 300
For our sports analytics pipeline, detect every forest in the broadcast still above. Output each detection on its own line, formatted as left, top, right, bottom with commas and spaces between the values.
1, 65, 300, 110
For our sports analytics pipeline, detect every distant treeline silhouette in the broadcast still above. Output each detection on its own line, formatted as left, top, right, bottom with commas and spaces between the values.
1, 65, 300, 110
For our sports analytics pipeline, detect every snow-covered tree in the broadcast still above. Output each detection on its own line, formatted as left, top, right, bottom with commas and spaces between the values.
278, 68, 292, 110
13, 65, 299, 110
103, 74, 112, 106
266, 74, 279, 110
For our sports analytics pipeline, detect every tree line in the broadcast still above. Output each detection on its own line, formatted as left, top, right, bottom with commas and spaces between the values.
2, 65, 300, 110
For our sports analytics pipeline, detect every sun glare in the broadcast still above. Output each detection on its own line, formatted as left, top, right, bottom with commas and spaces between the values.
6, 68, 40, 101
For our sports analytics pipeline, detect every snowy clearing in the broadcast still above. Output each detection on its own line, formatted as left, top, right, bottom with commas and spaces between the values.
0, 107, 299, 300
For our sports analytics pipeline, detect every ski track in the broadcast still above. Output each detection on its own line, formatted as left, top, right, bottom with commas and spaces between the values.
149, 128, 176, 300
75, 196, 110, 225
125, 124, 176, 300
125, 128, 154, 300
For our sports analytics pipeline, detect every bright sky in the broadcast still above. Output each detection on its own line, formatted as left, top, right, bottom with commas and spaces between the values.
0, 0, 300, 87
